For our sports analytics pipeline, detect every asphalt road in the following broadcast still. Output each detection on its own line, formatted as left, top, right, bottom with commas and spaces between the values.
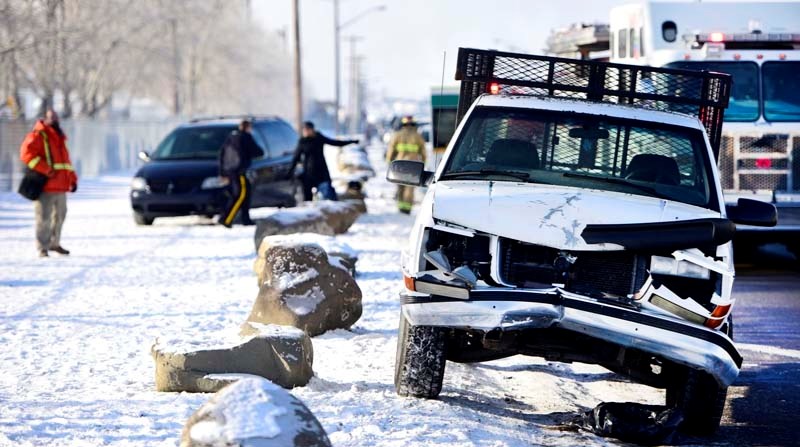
715, 244, 800, 447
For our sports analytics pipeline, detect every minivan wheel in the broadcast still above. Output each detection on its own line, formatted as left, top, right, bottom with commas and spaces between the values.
394, 313, 447, 398
134, 212, 155, 226
667, 368, 728, 436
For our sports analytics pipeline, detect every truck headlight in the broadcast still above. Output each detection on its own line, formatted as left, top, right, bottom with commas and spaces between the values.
201, 176, 230, 189
650, 255, 710, 279
131, 177, 148, 191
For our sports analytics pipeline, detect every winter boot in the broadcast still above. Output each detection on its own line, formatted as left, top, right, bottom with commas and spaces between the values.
50, 246, 70, 255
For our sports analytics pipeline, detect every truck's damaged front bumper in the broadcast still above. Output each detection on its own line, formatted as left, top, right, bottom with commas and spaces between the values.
400, 285, 742, 387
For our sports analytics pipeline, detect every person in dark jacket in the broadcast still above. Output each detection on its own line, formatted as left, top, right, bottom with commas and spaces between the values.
288, 121, 358, 201
218, 120, 264, 227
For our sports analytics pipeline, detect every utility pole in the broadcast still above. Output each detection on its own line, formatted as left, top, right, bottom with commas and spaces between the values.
344, 36, 363, 135
333, 0, 341, 134
292, 0, 303, 131
170, 18, 181, 116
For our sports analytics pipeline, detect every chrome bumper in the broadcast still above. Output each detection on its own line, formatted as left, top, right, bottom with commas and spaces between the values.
400, 286, 741, 387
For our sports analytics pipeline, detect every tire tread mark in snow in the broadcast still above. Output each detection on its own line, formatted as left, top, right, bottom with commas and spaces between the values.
5, 228, 190, 319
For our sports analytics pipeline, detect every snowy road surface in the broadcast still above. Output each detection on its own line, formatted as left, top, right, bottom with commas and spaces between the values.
1, 147, 798, 446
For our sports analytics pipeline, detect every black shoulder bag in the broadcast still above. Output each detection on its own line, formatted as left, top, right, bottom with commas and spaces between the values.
17, 131, 51, 201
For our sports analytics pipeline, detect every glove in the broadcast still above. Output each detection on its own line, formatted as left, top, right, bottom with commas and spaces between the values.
70, 183, 77, 193
350, 139, 360, 145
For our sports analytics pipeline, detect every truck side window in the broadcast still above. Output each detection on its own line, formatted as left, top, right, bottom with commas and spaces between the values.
618, 29, 628, 58
630, 28, 639, 58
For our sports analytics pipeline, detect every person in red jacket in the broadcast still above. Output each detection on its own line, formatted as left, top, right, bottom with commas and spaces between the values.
19, 109, 78, 257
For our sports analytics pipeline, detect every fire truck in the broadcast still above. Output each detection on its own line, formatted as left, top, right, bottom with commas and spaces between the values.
547, 1, 800, 256
430, 85, 460, 169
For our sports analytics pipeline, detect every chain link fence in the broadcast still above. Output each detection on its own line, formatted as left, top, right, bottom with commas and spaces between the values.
0, 119, 179, 191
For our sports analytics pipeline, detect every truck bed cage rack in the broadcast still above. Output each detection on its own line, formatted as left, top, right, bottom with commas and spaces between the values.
455, 47, 732, 158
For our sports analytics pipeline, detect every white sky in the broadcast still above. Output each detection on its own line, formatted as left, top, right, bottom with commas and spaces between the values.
255, 0, 624, 101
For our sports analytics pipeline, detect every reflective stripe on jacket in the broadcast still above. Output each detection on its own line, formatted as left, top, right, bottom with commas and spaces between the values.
19, 120, 78, 193
387, 127, 427, 163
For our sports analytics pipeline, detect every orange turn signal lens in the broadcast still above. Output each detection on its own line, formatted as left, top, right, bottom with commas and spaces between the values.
704, 304, 732, 329
403, 275, 416, 291
710, 304, 732, 318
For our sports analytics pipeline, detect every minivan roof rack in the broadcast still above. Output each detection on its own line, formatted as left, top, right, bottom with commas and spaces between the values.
455, 47, 731, 158
188, 115, 279, 123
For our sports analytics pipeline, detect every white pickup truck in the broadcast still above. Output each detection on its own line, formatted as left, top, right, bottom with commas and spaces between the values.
387, 48, 777, 436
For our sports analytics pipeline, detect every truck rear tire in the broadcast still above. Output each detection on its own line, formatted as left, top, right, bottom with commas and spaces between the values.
394, 313, 447, 398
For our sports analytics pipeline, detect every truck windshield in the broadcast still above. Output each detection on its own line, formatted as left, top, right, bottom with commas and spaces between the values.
151, 126, 234, 160
666, 61, 759, 122
763, 61, 800, 122
442, 107, 714, 209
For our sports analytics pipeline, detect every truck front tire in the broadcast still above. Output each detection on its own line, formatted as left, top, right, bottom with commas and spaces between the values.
666, 319, 731, 436
394, 313, 447, 398
134, 212, 154, 226
667, 368, 728, 436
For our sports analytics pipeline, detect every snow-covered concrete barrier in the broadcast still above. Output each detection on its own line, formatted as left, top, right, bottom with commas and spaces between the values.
253, 202, 364, 254
255, 234, 358, 283
305, 200, 362, 235
247, 240, 362, 337
253, 209, 335, 251
337, 146, 375, 178
151, 323, 313, 393
180, 377, 331, 447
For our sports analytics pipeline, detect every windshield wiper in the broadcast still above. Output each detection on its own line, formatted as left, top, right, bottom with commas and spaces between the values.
441, 169, 530, 182
562, 172, 669, 199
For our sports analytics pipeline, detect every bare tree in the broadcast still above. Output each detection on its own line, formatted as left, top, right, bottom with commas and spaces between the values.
0, 0, 294, 120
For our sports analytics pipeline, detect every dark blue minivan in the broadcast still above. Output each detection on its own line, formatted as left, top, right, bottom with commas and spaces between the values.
130, 117, 301, 225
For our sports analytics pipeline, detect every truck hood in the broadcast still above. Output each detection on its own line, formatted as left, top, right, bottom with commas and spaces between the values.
431, 180, 722, 250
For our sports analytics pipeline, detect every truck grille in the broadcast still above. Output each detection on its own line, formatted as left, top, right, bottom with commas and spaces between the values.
718, 133, 798, 192
499, 238, 647, 298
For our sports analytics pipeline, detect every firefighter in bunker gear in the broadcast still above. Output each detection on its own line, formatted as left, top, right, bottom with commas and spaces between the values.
218, 120, 264, 228
19, 109, 78, 257
386, 116, 426, 213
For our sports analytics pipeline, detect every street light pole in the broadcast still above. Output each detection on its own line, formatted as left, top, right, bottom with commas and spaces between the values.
292, 0, 303, 131
333, 3, 385, 136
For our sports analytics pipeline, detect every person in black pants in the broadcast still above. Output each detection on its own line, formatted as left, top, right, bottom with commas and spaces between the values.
218, 120, 263, 227
288, 121, 358, 201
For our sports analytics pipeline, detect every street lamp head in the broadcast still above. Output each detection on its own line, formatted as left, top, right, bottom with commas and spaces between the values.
338, 4, 387, 30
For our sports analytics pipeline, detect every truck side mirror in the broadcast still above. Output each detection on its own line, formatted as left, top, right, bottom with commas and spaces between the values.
387, 160, 433, 187
726, 198, 777, 227
138, 151, 151, 162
